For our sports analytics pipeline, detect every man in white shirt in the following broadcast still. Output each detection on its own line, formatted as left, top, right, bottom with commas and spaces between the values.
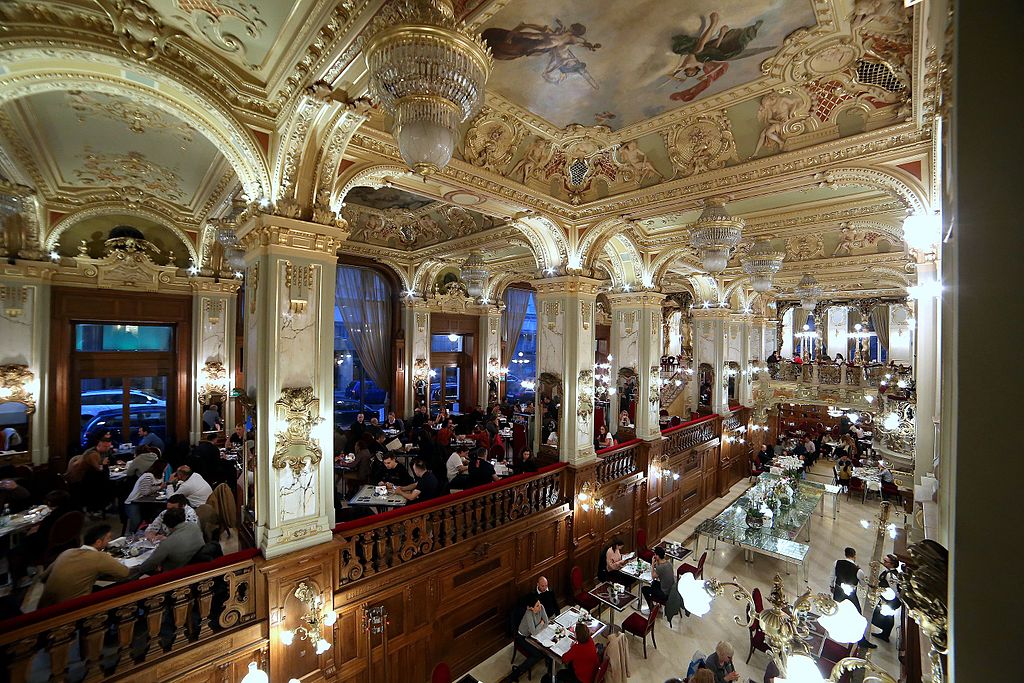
164, 465, 212, 507
145, 494, 200, 541
446, 444, 470, 488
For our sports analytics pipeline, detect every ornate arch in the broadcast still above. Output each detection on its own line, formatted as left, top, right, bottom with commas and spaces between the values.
577, 216, 629, 270
485, 270, 532, 304
335, 164, 418, 210
819, 167, 928, 216
650, 248, 703, 287
0, 50, 271, 200
410, 258, 451, 297
45, 203, 200, 265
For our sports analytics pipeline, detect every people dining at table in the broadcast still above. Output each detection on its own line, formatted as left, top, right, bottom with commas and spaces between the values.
641, 546, 675, 607
125, 445, 160, 479
137, 424, 164, 451
703, 640, 739, 683
446, 444, 471, 489
66, 436, 114, 514
228, 424, 247, 447
595, 424, 614, 451
163, 465, 212, 508
372, 452, 414, 487
384, 411, 404, 432
132, 506, 204, 576
599, 539, 637, 588
145, 494, 200, 541
124, 459, 168, 532
393, 459, 440, 503
559, 621, 600, 683
7, 490, 75, 585
38, 523, 130, 607
515, 449, 539, 474
512, 595, 549, 683
531, 575, 559, 620
467, 447, 498, 487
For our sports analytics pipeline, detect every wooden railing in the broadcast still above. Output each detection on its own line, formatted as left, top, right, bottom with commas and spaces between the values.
595, 440, 641, 484
662, 415, 718, 455
0, 550, 260, 683
334, 464, 567, 588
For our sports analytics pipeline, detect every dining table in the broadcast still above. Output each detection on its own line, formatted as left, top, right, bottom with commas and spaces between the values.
348, 484, 406, 509
0, 504, 51, 540
529, 605, 608, 666
587, 581, 637, 626
652, 541, 692, 563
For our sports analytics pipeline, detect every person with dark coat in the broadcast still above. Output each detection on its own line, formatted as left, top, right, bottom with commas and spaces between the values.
871, 554, 902, 642
829, 546, 876, 648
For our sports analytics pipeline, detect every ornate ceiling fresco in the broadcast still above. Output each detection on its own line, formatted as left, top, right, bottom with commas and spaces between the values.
0, 0, 940, 304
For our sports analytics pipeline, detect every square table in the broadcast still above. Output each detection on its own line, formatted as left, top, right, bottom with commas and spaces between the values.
0, 504, 50, 540
348, 484, 406, 509
587, 581, 638, 625
108, 465, 128, 481
530, 606, 607, 662
653, 541, 692, 563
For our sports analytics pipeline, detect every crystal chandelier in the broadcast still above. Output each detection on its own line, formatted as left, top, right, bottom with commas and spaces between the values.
689, 197, 744, 274
741, 239, 786, 292
460, 250, 488, 298
364, 0, 492, 175
793, 272, 823, 309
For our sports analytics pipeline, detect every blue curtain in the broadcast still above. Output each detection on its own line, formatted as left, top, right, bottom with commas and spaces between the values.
335, 266, 392, 390
502, 288, 532, 367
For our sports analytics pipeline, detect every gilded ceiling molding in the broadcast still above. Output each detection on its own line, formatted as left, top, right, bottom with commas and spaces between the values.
576, 216, 629, 272
649, 248, 702, 287
410, 258, 451, 298
0, 62, 271, 201
334, 163, 419, 211
812, 167, 928, 215
44, 203, 200, 266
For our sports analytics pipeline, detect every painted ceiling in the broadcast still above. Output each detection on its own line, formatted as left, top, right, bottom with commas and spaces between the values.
1, 90, 234, 213
479, 0, 816, 130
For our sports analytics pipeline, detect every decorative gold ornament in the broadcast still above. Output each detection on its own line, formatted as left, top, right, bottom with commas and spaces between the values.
284, 262, 315, 315
576, 369, 594, 419
462, 110, 524, 174
0, 285, 28, 318
278, 580, 337, 655
0, 364, 35, 413
197, 360, 228, 408
663, 112, 739, 178
895, 539, 948, 683
272, 387, 324, 476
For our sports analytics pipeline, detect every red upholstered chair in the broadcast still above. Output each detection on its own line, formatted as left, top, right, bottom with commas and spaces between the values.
622, 603, 661, 658
431, 662, 451, 683
745, 587, 769, 663
571, 565, 601, 612
847, 476, 866, 502
593, 658, 611, 683
636, 528, 654, 563
41, 510, 85, 566
677, 550, 707, 580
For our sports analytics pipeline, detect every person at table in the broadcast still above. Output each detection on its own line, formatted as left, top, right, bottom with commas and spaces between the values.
7, 490, 76, 585
446, 444, 471, 489
511, 596, 549, 683
137, 424, 164, 451
470, 424, 491, 449
560, 622, 600, 683
530, 575, 559, 619
515, 449, 540, 474
124, 459, 168, 533
871, 554, 902, 642
372, 452, 414, 488
802, 435, 816, 465
393, 459, 440, 502
600, 539, 637, 588
836, 453, 853, 489
350, 412, 368, 444
703, 641, 739, 683
38, 523, 130, 607
546, 429, 559, 447
133, 507, 204, 576
436, 418, 454, 447
369, 430, 388, 458
164, 465, 212, 507
125, 445, 160, 481
201, 404, 222, 432
384, 411, 404, 433
0, 476, 30, 512
766, 351, 780, 364
228, 424, 247, 447
467, 447, 498, 487
144, 494, 199, 541
595, 423, 614, 450
641, 546, 675, 607
66, 437, 114, 514
484, 414, 500, 442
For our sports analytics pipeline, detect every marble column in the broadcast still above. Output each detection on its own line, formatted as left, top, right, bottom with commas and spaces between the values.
190, 283, 239, 442
913, 260, 940, 485
0, 268, 53, 464
238, 214, 348, 558
478, 307, 501, 408
733, 313, 753, 406
532, 276, 600, 465
607, 292, 665, 441
692, 309, 731, 415
402, 300, 431, 414
827, 306, 849, 360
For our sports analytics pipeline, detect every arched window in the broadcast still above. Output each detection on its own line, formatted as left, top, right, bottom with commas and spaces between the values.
334, 266, 393, 428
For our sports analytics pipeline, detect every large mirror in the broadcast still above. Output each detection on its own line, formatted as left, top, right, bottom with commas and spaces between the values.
537, 372, 562, 453
698, 362, 714, 411
231, 389, 256, 540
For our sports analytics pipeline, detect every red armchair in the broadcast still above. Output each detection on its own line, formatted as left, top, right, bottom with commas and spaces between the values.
622, 603, 661, 658
571, 565, 601, 612
745, 587, 769, 663
431, 662, 451, 683
636, 528, 655, 563
677, 550, 707, 580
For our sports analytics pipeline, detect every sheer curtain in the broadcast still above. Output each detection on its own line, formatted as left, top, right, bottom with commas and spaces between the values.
502, 288, 532, 367
870, 305, 890, 357
335, 266, 392, 389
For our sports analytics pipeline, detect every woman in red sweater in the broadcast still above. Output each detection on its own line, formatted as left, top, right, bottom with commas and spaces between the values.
560, 622, 600, 683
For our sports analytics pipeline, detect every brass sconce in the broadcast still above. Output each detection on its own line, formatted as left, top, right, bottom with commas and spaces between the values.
279, 581, 338, 655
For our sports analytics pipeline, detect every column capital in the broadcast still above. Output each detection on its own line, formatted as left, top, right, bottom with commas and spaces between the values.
238, 214, 349, 259
691, 307, 733, 320
530, 275, 602, 296
188, 278, 241, 295
729, 312, 755, 322
605, 291, 667, 308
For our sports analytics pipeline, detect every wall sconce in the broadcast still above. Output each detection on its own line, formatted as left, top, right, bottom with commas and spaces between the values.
486, 357, 507, 382
577, 481, 612, 515
0, 364, 36, 413
279, 582, 338, 655
412, 358, 430, 389
652, 454, 680, 480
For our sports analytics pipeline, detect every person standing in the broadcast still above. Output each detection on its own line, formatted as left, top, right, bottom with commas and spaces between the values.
871, 554, 902, 642
829, 547, 876, 648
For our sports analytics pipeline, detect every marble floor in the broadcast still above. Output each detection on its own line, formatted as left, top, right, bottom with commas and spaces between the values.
468, 463, 904, 683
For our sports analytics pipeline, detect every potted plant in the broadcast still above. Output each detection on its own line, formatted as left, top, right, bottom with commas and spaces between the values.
744, 499, 766, 529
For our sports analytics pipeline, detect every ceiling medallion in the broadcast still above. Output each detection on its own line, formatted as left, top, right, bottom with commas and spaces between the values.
689, 196, 743, 275
364, 0, 492, 176
741, 239, 786, 293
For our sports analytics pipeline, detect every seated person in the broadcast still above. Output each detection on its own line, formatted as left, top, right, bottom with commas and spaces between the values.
561, 622, 599, 683
7, 490, 75, 583
529, 575, 559, 622
341, 440, 374, 488
164, 465, 213, 507
594, 424, 614, 450
467, 447, 498, 488
228, 424, 248, 447
394, 459, 440, 503
124, 459, 168, 533
600, 539, 637, 588
369, 430, 388, 457
371, 453, 414, 487
515, 449, 540, 474
0, 476, 30, 513
145, 494, 200, 541
703, 641, 739, 682
384, 411, 404, 432
39, 523, 129, 607
133, 507, 204, 575
511, 596, 549, 683
137, 424, 164, 451
446, 445, 471, 489
470, 425, 491, 449
546, 429, 559, 447
125, 445, 160, 478
641, 547, 675, 605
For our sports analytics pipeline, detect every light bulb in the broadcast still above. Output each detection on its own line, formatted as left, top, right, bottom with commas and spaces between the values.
323, 610, 338, 627
604, 506, 613, 515
447, 333, 459, 343
581, 503, 590, 512
279, 629, 295, 645
777, 654, 827, 683
818, 599, 868, 644
315, 638, 332, 655
241, 662, 269, 683
672, 473, 680, 481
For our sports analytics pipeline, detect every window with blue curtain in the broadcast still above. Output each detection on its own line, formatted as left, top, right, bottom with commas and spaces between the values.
506, 295, 537, 402
334, 265, 392, 429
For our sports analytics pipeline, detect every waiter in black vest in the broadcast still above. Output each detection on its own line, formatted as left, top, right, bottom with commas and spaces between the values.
829, 546, 876, 648
871, 554, 902, 643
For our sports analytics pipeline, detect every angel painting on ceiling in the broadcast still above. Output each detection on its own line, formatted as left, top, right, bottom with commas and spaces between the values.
666, 11, 776, 103
482, 19, 602, 89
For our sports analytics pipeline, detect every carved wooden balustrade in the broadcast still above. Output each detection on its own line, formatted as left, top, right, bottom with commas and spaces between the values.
595, 440, 641, 485
335, 465, 567, 587
0, 550, 259, 683
662, 415, 718, 456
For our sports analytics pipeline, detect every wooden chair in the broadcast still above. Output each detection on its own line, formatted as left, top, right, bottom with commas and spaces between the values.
593, 658, 611, 683
745, 587, 769, 663
571, 565, 601, 612
636, 528, 654, 563
677, 550, 707, 580
622, 603, 660, 658
430, 662, 451, 683
41, 510, 85, 567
